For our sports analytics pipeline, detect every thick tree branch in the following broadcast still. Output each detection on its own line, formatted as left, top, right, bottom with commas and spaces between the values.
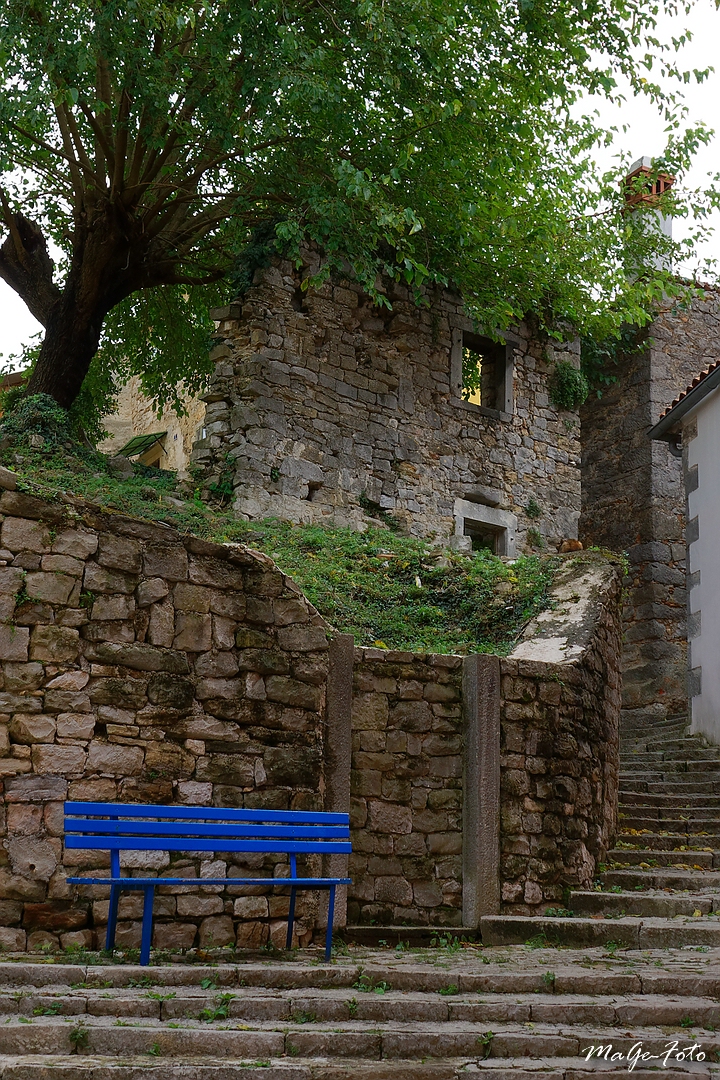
0, 206, 61, 327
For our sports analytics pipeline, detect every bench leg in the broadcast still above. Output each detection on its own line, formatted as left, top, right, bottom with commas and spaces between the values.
324, 885, 336, 963
140, 886, 155, 966
105, 884, 120, 953
286, 887, 297, 950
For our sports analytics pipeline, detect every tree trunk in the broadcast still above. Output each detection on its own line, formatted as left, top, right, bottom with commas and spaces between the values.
25, 291, 107, 409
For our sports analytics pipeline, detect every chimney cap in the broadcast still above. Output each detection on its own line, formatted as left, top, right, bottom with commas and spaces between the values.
623, 156, 674, 208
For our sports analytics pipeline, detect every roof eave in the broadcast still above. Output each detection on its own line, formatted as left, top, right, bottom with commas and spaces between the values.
649, 365, 720, 441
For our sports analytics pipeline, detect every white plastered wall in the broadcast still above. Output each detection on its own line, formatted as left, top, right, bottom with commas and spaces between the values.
686, 393, 720, 743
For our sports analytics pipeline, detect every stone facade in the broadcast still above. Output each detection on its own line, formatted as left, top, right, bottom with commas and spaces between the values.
192, 254, 582, 553
580, 288, 720, 725
99, 376, 206, 477
0, 481, 621, 949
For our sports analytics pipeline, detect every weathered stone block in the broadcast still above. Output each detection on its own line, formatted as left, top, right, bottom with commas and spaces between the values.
83, 563, 138, 594
98, 534, 142, 573
265, 676, 321, 710
89, 641, 190, 673
7, 836, 60, 880
173, 612, 212, 652
1, 517, 51, 553
9, 714, 56, 744
143, 546, 189, 581
52, 528, 98, 558
24, 571, 75, 605
87, 743, 144, 777
0, 626, 29, 662
91, 594, 136, 621
32, 744, 86, 775
152, 922, 197, 950
30, 625, 79, 663
367, 800, 412, 835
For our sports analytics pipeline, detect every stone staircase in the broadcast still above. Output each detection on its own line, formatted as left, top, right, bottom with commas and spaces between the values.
6, 714, 720, 1077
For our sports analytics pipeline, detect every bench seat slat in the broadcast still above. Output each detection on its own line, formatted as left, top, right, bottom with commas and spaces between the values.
65, 801, 348, 825
65, 836, 352, 854
67, 876, 352, 886
65, 819, 349, 840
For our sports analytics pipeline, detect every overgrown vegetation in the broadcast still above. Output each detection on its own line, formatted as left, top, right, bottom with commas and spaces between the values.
0, 427, 560, 655
548, 361, 590, 411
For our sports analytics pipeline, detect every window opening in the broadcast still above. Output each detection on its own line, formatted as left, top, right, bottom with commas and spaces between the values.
464, 519, 503, 554
461, 333, 506, 409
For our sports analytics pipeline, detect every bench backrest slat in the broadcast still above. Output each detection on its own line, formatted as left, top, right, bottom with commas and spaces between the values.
65, 819, 349, 840
64, 836, 352, 855
65, 801, 348, 825
64, 801, 351, 858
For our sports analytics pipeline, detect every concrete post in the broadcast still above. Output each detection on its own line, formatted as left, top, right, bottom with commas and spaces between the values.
320, 633, 354, 930
462, 653, 501, 925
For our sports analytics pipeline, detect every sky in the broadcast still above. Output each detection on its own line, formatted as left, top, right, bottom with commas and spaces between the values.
1, 0, 720, 368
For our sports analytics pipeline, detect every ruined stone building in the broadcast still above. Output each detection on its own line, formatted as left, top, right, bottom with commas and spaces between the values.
190, 255, 583, 557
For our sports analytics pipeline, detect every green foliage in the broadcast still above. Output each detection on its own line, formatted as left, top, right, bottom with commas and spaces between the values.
0, 349, 121, 445
0, 394, 73, 446
461, 346, 483, 402
526, 527, 546, 551
548, 361, 590, 412
198, 994, 234, 1022
580, 324, 648, 396
525, 498, 542, 520
0, 0, 718, 411
438, 984, 459, 996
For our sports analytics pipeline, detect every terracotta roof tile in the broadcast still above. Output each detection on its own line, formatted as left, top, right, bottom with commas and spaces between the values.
660, 358, 720, 420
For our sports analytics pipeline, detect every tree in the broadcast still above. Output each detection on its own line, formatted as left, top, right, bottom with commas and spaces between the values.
0, 0, 716, 413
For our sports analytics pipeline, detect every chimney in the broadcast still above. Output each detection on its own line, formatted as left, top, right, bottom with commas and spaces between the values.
623, 156, 675, 241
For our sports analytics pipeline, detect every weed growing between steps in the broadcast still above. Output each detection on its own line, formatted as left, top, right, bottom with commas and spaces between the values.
0, 444, 561, 654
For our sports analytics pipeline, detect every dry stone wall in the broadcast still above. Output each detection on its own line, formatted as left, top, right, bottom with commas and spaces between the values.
0, 483, 621, 949
349, 649, 464, 927
0, 485, 330, 954
498, 558, 622, 912
193, 252, 582, 551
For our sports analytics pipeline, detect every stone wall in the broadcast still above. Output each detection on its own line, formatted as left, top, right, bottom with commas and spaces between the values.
0, 483, 621, 950
581, 289, 720, 725
498, 558, 623, 912
193, 253, 582, 552
348, 649, 464, 927
0, 484, 330, 953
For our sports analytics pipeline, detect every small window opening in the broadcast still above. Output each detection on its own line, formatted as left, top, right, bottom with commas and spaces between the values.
462, 333, 506, 409
306, 482, 323, 501
464, 519, 503, 554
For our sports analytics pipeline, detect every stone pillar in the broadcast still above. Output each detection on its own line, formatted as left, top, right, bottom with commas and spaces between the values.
462, 654, 501, 925
319, 633, 354, 930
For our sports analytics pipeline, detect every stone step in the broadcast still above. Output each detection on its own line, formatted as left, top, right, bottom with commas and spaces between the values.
621, 760, 720, 777
568, 890, 715, 917
3, 1014, 720, 1066
616, 833, 720, 850
601, 866, 720, 890
621, 750, 720, 763
9, 985, 720, 1029
619, 792, 720, 807
624, 737, 702, 753
0, 1060, 470, 1080
480, 913, 720, 948
608, 849, 716, 868
470, 1059, 715, 1079
617, 814, 720, 830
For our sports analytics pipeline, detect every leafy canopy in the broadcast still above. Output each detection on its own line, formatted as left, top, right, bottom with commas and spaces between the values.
0, 0, 717, 413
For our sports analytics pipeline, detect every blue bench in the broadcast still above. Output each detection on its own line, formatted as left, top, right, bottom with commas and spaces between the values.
64, 801, 352, 965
